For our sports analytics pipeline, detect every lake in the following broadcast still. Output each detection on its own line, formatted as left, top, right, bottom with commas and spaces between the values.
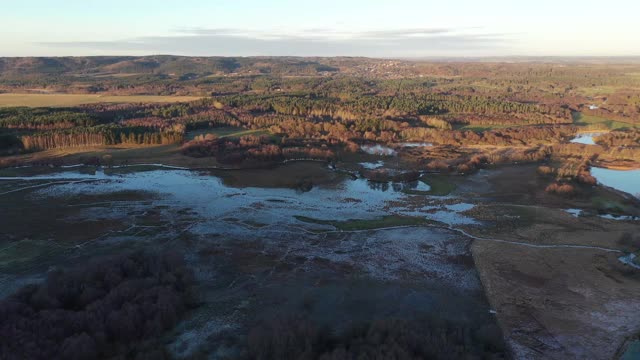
592, 167, 640, 198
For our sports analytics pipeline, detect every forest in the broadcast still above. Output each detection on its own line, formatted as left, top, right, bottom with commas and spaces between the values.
0, 251, 195, 360
1, 56, 639, 190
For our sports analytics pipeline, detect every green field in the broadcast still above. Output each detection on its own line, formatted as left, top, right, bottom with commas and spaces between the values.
187, 127, 270, 140
572, 112, 636, 130
403, 176, 456, 196
0, 93, 203, 107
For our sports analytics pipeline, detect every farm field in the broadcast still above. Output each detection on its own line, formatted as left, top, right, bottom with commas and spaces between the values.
0, 93, 202, 107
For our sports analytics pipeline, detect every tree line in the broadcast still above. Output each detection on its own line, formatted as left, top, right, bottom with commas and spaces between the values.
20, 125, 183, 151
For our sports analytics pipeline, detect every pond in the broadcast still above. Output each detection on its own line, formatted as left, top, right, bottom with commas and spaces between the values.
591, 167, 640, 198
570, 132, 604, 145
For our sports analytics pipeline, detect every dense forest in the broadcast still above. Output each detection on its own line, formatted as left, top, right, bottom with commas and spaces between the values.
0, 251, 194, 360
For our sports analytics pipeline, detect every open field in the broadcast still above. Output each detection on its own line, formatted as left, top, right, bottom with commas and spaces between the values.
573, 111, 636, 130
458, 123, 524, 131
0, 144, 223, 169
403, 176, 456, 196
0, 93, 202, 107
186, 127, 271, 140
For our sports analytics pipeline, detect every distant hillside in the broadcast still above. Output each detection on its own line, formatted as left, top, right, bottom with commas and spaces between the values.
0, 56, 346, 78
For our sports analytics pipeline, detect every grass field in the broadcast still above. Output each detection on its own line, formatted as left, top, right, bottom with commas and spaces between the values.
458, 124, 519, 131
403, 176, 456, 196
0, 143, 226, 170
187, 127, 271, 140
575, 86, 619, 96
572, 112, 635, 130
0, 93, 203, 107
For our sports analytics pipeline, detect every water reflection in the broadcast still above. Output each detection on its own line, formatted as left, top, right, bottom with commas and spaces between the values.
2, 168, 476, 232
401, 142, 433, 147
366, 180, 430, 193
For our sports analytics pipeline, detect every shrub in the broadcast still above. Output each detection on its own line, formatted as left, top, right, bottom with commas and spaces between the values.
545, 182, 576, 196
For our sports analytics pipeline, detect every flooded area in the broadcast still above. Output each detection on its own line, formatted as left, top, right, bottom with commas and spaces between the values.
0, 162, 492, 358
592, 167, 640, 198
6, 167, 471, 231
2, 162, 639, 359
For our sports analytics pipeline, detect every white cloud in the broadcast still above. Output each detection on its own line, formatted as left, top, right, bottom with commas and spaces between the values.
39, 27, 512, 57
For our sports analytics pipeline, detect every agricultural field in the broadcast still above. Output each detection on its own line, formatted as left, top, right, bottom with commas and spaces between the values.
0, 93, 202, 107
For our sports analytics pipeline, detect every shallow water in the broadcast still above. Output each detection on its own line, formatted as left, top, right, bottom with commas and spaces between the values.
564, 208, 638, 221
619, 254, 640, 270
592, 167, 640, 198
570, 132, 604, 145
361, 144, 397, 156
8, 168, 475, 235
401, 142, 433, 148
565, 209, 582, 217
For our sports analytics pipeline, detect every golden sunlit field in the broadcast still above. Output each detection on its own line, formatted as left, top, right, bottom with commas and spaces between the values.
0, 93, 202, 107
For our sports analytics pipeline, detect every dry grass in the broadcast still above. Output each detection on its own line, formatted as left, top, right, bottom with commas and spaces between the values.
0, 93, 203, 107
0, 144, 221, 169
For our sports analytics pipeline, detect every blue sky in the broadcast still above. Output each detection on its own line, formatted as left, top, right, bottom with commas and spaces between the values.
2, 0, 638, 57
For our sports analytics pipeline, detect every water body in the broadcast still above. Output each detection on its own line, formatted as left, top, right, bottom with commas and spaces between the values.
592, 167, 640, 198
564, 208, 637, 221
621, 340, 640, 360
570, 132, 604, 145
619, 254, 640, 270
565, 209, 582, 217
3, 168, 475, 232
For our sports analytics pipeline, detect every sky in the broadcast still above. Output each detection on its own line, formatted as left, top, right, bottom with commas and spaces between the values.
2, 0, 639, 57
